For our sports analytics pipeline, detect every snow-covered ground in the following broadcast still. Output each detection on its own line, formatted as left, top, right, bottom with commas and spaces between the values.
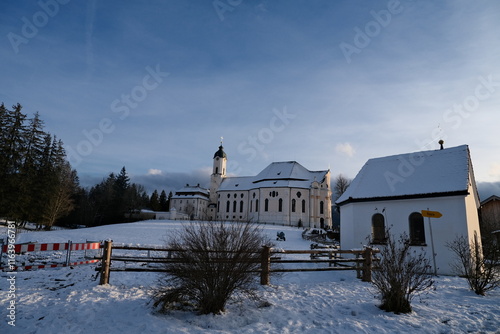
1, 220, 499, 334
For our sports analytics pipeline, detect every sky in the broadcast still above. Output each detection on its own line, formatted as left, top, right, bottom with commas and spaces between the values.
1, 0, 500, 198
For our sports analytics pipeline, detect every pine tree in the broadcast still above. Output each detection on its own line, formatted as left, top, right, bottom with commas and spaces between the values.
150, 189, 160, 211
159, 190, 168, 211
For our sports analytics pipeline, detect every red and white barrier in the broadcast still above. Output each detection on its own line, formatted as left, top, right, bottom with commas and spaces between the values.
1, 241, 102, 272
1, 242, 101, 254
71, 242, 101, 251
0, 259, 100, 271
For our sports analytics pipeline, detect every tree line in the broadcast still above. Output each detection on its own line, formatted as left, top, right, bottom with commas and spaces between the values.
0, 103, 171, 229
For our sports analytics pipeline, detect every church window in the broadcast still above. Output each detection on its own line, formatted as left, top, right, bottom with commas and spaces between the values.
371, 213, 386, 244
256, 199, 259, 212
320, 201, 324, 214
292, 199, 296, 212
301, 199, 306, 213
265, 199, 269, 211
252, 193, 256, 199
297, 191, 302, 198
217, 201, 220, 212
409, 212, 426, 245
233, 201, 237, 212
234, 194, 237, 198
240, 201, 244, 212
215, 167, 219, 174
240, 193, 244, 198
278, 198, 283, 212
226, 201, 230, 212
227, 194, 230, 198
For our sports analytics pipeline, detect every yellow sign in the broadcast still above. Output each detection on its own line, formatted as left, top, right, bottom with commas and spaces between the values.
421, 210, 442, 218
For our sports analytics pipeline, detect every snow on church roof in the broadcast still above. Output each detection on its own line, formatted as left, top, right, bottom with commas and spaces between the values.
336, 145, 473, 205
219, 161, 328, 191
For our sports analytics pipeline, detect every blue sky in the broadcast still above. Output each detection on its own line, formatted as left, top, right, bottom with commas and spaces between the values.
2, 0, 500, 197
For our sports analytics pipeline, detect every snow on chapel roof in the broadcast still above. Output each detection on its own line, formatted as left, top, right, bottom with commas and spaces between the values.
336, 145, 474, 205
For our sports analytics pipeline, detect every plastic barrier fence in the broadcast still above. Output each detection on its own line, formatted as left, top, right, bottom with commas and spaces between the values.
0, 241, 102, 271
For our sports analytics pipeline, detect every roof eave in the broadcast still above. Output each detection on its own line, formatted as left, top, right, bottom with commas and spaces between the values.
336, 190, 470, 206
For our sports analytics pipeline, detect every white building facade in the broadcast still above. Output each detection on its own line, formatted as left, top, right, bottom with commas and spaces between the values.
206, 145, 333, 228
336, 145, 482, 275
169, 184, 210, 220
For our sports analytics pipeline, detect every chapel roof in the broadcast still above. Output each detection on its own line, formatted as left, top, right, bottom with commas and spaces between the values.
336, 144, 475, 206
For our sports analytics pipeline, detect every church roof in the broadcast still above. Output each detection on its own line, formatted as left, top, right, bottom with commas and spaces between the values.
218, 161, 328, 191
213, 145, 227, 159
172, 184, 209, 199
336, 145, 475, 205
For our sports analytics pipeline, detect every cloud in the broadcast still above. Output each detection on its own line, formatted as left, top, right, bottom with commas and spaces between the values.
335, 142, 356, 158
488, 163, 500, 180
477, 182, 500, 201
147, 169, 163, 176
130, 168, 210, 195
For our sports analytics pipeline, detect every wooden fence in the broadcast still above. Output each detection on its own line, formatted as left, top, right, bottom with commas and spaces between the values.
97, 240, 379, 285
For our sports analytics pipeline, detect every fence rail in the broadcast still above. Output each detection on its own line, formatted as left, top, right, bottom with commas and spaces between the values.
96, 241, 379, 285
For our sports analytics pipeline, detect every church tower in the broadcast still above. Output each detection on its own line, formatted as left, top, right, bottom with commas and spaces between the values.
209, 141, 227, 205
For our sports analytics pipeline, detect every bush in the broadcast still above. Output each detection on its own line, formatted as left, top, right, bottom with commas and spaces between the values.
151, 221, 272, 314
446, 231, 500, 295
371, 231, 434, 314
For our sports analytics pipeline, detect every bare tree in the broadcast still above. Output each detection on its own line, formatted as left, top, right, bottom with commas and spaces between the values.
446, 232, 500, 295
371, 230, 434, 314
152, 221, 273, 314
41, 162, 78, 230
333, 174, 351, 201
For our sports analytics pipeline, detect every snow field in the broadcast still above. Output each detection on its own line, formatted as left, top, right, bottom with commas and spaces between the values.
1, 220, 499, 333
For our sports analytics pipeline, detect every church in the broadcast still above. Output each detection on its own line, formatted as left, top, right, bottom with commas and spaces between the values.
169, 144, 333, 228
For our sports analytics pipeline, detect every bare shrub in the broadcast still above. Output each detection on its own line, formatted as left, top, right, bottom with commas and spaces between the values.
446, 232, 500, 295
371, 231, 434, 314
151, 221, 273, 314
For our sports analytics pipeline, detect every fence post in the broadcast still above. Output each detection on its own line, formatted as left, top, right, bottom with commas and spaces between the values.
260, 246, 271, 285
65, 240, 72, 266
355, 253, 361, 279
100, 240, 113, 285
362, 247, 373, 282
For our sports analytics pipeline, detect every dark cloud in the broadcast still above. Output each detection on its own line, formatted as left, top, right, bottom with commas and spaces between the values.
78, 168, 210, 195
477, 182, 500, 202
131, 169, 210, 195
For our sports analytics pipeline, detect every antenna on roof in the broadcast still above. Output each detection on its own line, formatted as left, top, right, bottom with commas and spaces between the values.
439, 139, 444, 150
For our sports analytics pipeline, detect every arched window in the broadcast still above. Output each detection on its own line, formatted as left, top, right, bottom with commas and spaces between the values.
301, 199, 306, 213
278, 198, 283, 212
320, 201, 324, 214
240, 200, 244, 213
255, 199, 259, 212
233, 201, 237, 213
371, 213, 386, 244
409, 212, 425, 245
265, 199, 269, 212
292, 199, 296, 212
226, 201, 230, 212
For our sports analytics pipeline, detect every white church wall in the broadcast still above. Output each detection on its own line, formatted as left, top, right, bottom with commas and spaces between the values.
340, 195, 474, 275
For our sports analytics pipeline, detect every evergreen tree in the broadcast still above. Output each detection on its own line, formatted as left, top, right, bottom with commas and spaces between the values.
168, 191, 173, 211
159, 190, 168, 211
150, 189, 160, 211
0, 103, 78, 228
